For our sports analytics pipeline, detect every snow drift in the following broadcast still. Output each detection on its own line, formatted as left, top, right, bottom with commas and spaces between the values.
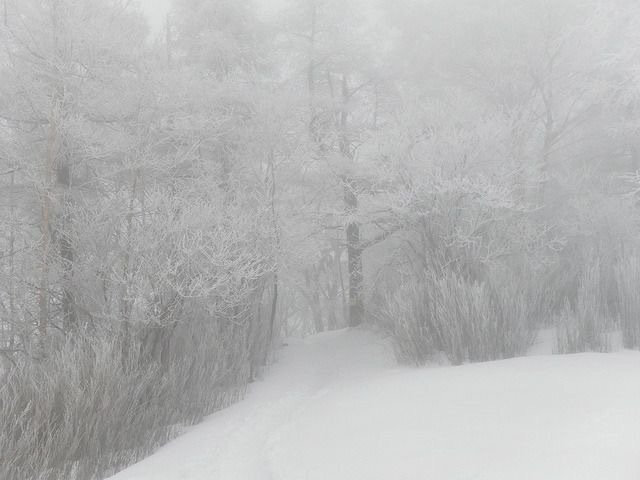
108, 328, 640, 480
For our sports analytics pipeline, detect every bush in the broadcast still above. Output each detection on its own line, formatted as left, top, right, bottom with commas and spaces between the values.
0, 315, 258, 480
614, 256, 640, 349
375, 269, 536, 366
556, 263, 611, 354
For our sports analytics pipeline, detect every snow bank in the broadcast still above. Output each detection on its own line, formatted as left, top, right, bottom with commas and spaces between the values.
108, 329, 640, 480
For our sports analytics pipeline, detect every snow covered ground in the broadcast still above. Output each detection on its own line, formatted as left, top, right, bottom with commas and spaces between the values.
108, 328, 640, 480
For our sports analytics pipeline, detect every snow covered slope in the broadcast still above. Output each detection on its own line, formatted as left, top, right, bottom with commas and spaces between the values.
108, 329, 640, 480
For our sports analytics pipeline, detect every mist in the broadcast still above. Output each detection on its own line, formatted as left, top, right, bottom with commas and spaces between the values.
1, 0, 640, 479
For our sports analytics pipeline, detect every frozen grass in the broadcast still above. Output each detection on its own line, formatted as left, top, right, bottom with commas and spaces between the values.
615, 256, 640, 348
376, 270, 536, 365
556, 264, 612, 354
0, 316, 262, 480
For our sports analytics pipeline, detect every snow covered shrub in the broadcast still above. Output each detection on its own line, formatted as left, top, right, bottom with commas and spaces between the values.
614, 256, 640, 349
376, 269, 535, 366
556, 264, 611, 354
0, 312, 259, 480
374, 280, 434, 366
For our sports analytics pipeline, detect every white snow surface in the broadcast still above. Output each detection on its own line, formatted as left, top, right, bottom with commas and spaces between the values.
108, 328, 640, 480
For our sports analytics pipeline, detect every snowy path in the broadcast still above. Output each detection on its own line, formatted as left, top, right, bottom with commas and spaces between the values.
109, 328, 640, 480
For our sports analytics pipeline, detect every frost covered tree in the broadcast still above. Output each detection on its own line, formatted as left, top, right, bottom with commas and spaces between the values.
2, 0, 640, 478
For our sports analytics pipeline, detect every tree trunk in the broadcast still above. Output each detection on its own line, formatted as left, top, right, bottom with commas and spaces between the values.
344, 183, 364, 327
340, 74, 364, 327
58, 162, 76, 333
8, 168, 15, 349
266, 150, 279, 353
267, 273, 278, 350
304, 269, 324, 332
120, 170, 139, 366
311, 304, 324, 333
335, 242, 348, 324
38, 121, 55, 357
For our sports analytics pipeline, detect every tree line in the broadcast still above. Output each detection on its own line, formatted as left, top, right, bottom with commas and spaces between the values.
1, 0, 640, 478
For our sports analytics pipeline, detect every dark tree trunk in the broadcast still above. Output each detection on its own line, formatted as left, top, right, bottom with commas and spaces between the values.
58, 158, 77, 333
311, 304, 324, 333
344, 184, 363, 327
304, 269, 324, 332
267, 274, 278, 348
340, 74, 364, 327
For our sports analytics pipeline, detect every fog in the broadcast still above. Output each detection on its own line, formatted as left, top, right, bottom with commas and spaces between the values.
140, 0, 171, 31
1, 0, 640, 479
